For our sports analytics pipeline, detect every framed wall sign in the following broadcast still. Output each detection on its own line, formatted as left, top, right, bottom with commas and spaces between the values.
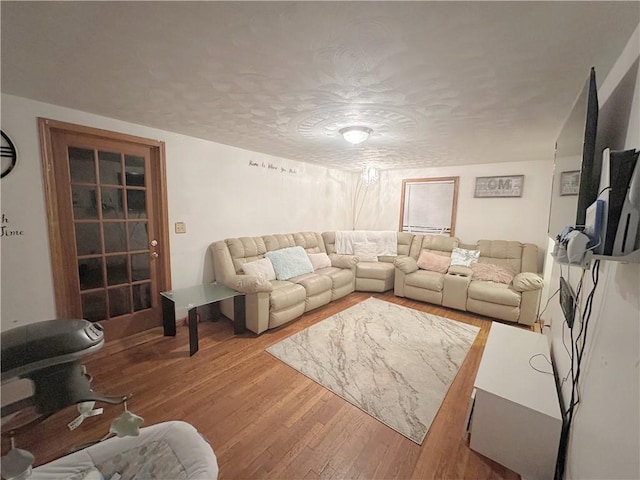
474, 175, 524, 198
560, 170, 580, 196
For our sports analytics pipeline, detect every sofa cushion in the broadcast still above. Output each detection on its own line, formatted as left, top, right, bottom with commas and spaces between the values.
477, 240, 525, 274
353, 242, 378, 262
470, 263, 515, 284
357, 261, 394, 280
417, 251, 450, 273
468, 281, 520, 307
227, 237, 268, 273
290, 273, 332, 296
307, 252, 331, 270
513, 272, 544, 292
241, 258, 276, 281
411, 234, 459, 257
269, 281, 306, 310
405, 270, 444, 292
265, 246, 314, 281
451, 247, 480, 267
316, 266, 354, 288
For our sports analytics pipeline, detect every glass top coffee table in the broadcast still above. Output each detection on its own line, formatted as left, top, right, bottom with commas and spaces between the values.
160, 283, 245, 356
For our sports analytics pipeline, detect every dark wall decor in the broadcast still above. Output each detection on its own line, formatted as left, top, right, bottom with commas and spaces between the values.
1, 130, 17, 178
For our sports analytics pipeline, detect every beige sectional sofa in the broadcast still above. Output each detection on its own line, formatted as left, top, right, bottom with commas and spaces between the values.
210, 230, 543, 334
394, 235, 543, 326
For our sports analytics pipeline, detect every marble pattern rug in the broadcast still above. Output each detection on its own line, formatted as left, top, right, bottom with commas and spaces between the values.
266, 297, 480, 444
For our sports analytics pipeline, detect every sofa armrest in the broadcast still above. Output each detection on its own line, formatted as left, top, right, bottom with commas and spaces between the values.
228, 274, 273, 294
329, 254, 358, 269
447, 265, 473, 277
393, 256, 418, 274
513, 272, 543, 292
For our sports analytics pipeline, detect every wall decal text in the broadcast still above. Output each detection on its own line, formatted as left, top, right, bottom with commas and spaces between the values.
248, 160, 297, 174
1, 213, 24, 238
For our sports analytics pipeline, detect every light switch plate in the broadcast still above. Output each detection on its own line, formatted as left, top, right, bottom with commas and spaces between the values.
175, 222, 186, 234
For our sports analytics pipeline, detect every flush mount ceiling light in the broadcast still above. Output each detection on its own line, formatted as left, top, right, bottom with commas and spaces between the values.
339, 126, 373, 145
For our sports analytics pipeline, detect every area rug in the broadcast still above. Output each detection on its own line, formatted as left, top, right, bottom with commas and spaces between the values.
266, 297, 480, 444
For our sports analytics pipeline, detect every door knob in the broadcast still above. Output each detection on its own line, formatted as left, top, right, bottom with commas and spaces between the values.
150, 251, 159, 258
150, 239, 158, 247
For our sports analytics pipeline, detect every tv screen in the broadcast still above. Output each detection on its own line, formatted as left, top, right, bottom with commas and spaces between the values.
548, 68, 599, 237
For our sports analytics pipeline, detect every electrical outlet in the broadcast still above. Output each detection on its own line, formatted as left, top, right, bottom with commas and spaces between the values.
175, 222, 186, 234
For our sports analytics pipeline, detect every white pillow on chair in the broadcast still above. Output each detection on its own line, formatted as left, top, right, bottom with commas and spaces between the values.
307, 252, 332, 270
241, 258, 276, 281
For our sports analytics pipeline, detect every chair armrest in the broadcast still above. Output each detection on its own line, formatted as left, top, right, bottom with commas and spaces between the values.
329, 254, 359, 269
447, 265, 473, 277
394, 256, 418, 274
513, 272, 543, 292
229, 274, 273, 294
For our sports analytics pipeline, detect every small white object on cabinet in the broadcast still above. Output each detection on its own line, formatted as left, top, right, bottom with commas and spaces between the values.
468, 322, 562, 480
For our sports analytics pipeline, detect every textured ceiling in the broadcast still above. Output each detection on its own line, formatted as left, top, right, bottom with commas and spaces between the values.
2, 2, 638, 172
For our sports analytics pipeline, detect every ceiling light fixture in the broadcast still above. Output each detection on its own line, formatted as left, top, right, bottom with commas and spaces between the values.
339, 126, 372, 145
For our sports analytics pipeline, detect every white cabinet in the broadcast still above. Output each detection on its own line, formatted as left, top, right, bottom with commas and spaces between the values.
469, 322, 562, 480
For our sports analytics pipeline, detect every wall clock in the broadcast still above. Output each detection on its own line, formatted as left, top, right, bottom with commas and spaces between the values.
1, 130, 17, 178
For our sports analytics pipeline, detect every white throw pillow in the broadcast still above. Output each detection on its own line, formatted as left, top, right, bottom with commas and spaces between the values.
353, 242, 378, 262
265, 246, 314, 280
241, 257, 276, 281
307, 252, 332, 271
450, 247, 480, 267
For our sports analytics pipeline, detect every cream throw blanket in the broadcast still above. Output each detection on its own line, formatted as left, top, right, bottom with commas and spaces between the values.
335, 230, 398, 256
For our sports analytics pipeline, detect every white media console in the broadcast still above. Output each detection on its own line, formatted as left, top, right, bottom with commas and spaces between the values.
467, 322, 562, 480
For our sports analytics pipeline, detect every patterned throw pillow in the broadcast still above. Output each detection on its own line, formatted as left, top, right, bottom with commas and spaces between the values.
450, 248, 480, 267
470, 263, 515, 284
416, 251, 451, 273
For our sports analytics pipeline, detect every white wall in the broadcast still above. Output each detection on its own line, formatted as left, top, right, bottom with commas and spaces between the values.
542, 24, 640, 480
357, 160, 554, 254
0, 94, 351, 330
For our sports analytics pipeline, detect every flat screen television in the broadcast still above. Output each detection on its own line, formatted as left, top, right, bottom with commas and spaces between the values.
548, 68, 599, 237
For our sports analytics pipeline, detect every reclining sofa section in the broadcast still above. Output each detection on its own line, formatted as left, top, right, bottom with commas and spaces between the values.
394, 235, 543, 326
211, 231, 543, 334
211, 232, 357, 334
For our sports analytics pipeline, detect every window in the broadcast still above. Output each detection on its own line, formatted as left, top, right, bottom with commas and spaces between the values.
399, 177, 459, 236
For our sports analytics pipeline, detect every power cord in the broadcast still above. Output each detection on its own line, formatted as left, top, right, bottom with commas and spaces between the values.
538, 286, 560, 326
528, 353, 554, 375
555, 259, 600, 480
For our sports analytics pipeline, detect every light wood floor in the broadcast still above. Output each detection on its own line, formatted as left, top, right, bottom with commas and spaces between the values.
3, 292, 521, 479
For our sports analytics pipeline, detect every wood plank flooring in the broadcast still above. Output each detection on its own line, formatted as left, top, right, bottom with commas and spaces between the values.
2, 292, 521, 479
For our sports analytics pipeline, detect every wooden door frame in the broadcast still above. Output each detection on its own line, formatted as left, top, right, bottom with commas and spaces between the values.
38, 118, 172, 319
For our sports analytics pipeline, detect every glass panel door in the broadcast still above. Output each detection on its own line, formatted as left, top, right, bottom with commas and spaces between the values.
70, 147, 154, 322
40, 119, 169, 341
